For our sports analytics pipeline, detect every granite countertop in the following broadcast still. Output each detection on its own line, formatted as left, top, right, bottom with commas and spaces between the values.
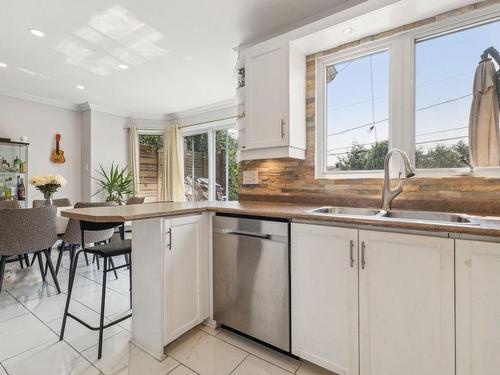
61, 200, 500, 238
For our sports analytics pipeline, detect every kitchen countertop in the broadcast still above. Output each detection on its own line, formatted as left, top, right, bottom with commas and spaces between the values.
61, 200, 500, 238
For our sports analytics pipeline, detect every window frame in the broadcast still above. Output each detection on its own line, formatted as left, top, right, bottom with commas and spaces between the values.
182, 119, 237, 201
315, 5, 500, 179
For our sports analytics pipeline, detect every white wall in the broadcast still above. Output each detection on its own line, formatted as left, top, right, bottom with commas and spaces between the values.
0, 96, 82, 206
88, 110, 129, 201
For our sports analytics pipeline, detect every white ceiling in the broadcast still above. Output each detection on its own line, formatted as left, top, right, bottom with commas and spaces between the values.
0, 0, 358, 115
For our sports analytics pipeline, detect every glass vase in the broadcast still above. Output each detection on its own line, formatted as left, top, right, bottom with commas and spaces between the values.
43, 192, 53, 206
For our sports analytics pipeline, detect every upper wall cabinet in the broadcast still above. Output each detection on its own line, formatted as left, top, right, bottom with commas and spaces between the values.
240, 42, 306, 160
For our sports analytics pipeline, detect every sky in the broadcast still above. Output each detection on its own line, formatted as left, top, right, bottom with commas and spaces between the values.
326, 18, 500, 169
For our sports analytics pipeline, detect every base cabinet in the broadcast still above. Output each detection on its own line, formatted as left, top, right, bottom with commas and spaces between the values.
358, 230, 455, 375
456, 239, 500, 375
291, 225, 455, 375
163, 214, 206, 344
291, 224, 359, 374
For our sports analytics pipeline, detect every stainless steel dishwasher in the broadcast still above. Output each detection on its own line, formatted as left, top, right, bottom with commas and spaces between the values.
213, 215, 290, 352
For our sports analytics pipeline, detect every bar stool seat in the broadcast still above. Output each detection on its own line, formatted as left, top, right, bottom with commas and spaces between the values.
85, 239, 131, 257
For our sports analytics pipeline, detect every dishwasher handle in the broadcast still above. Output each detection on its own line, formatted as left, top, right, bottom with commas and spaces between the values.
214, 228, 287, 243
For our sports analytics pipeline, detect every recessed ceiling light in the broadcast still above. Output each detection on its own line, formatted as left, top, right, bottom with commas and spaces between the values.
118, 64, 128, 70
0, 62, 7, 68
184, 56, 193, 61
29, 29, 45, 38
343, 28, 353, 34
76, 85, 85, 90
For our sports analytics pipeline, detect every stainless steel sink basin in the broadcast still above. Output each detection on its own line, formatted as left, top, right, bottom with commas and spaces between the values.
307, 206, 384, 216
380, 210, 474, 223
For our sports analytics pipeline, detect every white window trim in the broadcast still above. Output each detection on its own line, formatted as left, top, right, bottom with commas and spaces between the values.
315, 4, 500, 179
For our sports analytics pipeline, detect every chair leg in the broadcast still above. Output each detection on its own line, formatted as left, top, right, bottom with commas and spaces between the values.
60, 250, 82, 341
43, 249, 60, 294
24, 254, 30, 268
55, 247, 64, 275
43, 248, 52, 277
0, 256, 7, 293
18, 255, 24, 269
109, 257, 118, 280
30, 252, 37, 266
84, 252, 89, 266
98, 257, 108, 359
36, 251, 46, 282
93, 254, 100, 270
69, 245, 77, 272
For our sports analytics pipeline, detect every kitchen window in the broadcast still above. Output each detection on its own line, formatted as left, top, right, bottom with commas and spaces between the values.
316, 10, 500, 178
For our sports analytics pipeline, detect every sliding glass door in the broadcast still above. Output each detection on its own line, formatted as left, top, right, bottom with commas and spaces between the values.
183, 127, 238, 202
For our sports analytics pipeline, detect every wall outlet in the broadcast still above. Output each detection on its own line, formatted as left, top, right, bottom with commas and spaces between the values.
243, 170, 259, 185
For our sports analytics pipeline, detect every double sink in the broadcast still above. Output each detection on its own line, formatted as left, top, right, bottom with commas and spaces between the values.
307, 206, 476, 224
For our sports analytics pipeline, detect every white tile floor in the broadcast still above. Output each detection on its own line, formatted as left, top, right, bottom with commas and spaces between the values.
0, 249, 336, 375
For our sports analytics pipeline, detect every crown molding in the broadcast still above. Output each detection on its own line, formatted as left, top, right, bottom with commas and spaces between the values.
0, 88, 80, 111
0, 88, 236, 121
165, 99, 237, 121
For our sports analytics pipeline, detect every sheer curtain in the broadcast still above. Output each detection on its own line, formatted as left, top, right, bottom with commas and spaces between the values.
128, 127, 140, 195
162, 125, 185, 202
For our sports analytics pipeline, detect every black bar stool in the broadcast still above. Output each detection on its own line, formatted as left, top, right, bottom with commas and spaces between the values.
59, 220, 132, 359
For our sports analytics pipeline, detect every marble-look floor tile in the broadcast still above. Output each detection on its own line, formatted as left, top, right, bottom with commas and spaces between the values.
232, 355, 292, 375
21, 293, 86, 323
0, 313, 58, 361
75, 288, 131, 317
296, 361, 338, 375
0, 364, 7, 375
5, 267, 59, 302
108, 311, 132, 332
217, 329, 300, 373
168, 364, 197, 375
197, 323, 220, 336
0, 292, 30, 323
82, 331, 179, 375
2, 340, 100, 375
166, 329, 248, 375
52, 276, 104, 298
48, 305, 124, 352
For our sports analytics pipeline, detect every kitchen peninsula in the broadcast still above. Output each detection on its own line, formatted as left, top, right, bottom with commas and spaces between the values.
63, 200, 500, 374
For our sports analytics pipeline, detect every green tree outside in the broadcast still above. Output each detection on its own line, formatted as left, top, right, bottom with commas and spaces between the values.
334, 140, 470, 171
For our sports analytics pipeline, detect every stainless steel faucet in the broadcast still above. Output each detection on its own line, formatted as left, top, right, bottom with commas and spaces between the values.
381, 149, 416, 211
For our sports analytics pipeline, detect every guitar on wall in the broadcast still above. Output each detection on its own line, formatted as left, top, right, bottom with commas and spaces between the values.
51, 133, 66, 163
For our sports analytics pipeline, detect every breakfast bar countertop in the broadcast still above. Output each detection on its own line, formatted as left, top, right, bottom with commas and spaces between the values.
61, 200, 500, 238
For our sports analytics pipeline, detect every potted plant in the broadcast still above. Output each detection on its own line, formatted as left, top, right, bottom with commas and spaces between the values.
92, 163, 132, 205
30, 174, 67, 206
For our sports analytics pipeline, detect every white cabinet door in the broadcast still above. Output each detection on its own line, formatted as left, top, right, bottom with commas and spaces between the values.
358, 230, 454, 375
245, 47, 287, 150
292, 223, 359, 375
164, 215, 203, 344
456, 239, 500, 375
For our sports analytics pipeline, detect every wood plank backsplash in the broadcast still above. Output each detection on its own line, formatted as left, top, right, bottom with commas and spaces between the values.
239, 0, 500, 216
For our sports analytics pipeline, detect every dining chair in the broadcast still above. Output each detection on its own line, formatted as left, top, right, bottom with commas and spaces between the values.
32, 198, 72, 208
0, 200, 30, 268
0, 206, 60, 293
0, 200, 20, 209
58, 202, 117, 277
31, 198, 72, 268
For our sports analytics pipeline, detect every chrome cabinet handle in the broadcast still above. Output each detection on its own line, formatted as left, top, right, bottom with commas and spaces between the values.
167, 228, 172, 250
349, 240, 354, 268
281, 119, 285, 138
361, 241, 366, 269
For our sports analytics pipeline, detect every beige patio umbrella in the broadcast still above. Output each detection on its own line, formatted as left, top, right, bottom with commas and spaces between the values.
469, 59, 500, 167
